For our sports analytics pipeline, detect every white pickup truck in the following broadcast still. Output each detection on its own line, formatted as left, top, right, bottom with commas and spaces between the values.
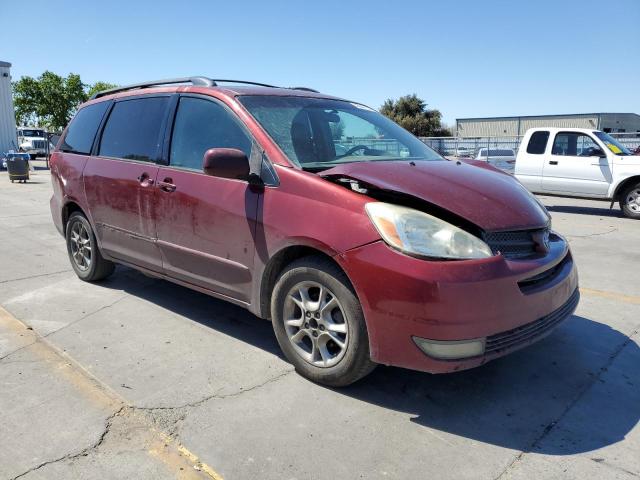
515, 128, 640, 219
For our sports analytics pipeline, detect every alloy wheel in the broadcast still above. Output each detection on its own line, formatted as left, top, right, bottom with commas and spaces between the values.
626, 188, 640, 213
69, 221, 92, 271
283, 281, 349, 368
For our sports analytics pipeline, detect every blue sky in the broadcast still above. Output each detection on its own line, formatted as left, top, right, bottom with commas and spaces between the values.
1, 0, 638, 125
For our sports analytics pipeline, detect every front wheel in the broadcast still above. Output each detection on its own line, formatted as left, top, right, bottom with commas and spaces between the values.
66, 212, 115, 281
620, 182, 640, 219
271, 256, 376, 387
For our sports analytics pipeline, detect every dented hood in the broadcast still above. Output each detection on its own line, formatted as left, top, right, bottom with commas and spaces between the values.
322, 160, 549, 231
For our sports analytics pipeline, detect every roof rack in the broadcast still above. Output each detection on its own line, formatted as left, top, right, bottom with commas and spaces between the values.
90, 76, 319, 99
291, 87, 319, 93
90, 77, 214, 99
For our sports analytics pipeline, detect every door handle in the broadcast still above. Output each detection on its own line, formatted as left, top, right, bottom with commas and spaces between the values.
549, 161, 558, 165
157, 178, 177, 192
137, 173, 155, 186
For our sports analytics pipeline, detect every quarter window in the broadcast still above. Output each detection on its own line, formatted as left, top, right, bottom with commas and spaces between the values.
526, 131, 549, 155
99, 97, 169, 162
552, 132, 600, 157
60, 102, 110, 155
169, 97, 252, 170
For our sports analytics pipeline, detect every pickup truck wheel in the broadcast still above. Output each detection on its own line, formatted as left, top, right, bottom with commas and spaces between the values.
620, 183, 640, 219
66, 212, 115, 281
271, 256, 376, 387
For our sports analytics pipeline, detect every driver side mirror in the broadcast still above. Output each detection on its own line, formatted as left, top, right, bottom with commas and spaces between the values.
202, 148, 250, 180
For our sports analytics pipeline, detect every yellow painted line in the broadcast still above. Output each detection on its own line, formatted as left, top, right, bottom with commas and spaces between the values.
580, 287, 640, 305
0, 305, 223, 480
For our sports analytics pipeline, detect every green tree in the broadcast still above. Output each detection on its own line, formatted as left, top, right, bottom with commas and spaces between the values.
380, 94, 451, 137
12, 72, 118, 131
86, 81, 118, 99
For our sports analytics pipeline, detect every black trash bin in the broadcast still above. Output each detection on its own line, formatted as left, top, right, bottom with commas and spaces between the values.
7, 153, 30, 183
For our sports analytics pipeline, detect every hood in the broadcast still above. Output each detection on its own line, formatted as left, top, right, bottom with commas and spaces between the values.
613, 155, 640, 166
322, 160, 549, 231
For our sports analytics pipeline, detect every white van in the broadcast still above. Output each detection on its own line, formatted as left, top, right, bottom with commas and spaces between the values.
515, 128, 640, 219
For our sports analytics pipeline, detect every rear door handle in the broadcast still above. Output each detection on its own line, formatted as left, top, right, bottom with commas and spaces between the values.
158, 178, 177, 192
549, 160, 558, 165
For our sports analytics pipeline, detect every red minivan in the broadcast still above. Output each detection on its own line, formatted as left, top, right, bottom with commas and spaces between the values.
50, 77, 579, 386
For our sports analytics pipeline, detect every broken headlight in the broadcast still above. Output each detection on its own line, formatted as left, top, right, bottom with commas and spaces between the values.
365, 202, 493, 260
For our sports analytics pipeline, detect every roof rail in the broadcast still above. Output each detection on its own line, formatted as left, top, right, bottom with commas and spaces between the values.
210, 79, 279, 88
291, 87, 319, 93
90, 77, 320, 99
90, 77, 214, 99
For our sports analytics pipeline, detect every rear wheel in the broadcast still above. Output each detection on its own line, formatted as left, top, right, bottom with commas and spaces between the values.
620, 182, 640, 219
271, 256, 376, 387
66, 212, 115, 281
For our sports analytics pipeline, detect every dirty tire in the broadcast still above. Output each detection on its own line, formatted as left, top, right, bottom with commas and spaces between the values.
620, 181, 640, 219
271, 256, 376, 387
66, 211, 115, 282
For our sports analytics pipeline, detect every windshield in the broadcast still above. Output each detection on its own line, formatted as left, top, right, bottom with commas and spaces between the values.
20, 129, 45, 137
239, 96, 443, 170
593, 131, 632, 155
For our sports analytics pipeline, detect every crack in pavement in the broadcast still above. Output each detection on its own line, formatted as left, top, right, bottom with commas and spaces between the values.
0, 341, 38, 362
566, 227, 618, 239
1, 305, 221, 480
0, 295, 127, 364
494, 327, 639, 480
0, 269, 72, 285
135, 369, 295, 413
10, 406, 126, 480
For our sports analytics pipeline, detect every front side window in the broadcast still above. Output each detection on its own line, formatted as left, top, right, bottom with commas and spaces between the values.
60, 102, 110, 155
526, 131, 549, 154
99, 97, 169, 162
170, 97, 252, 170
551, 132, 601, 157
239, 95, 442, 171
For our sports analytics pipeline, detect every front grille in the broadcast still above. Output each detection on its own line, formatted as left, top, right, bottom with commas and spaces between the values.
518, 254, 572, 294
32, 140, 46, 149
482, 228, 548, 259
485, 288, 579, 354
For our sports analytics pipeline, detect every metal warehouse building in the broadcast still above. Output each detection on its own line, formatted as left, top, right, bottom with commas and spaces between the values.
0, 62, 18, 153
456, 113, 640, 137
0, 61, 18, 153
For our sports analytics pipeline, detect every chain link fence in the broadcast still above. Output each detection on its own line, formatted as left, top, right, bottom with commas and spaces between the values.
420, 132, 640, 157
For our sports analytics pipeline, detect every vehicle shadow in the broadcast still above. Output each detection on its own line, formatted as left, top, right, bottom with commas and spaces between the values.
545, 204, 623, 218
340, 315, 639, 455
101, 268, 639, 456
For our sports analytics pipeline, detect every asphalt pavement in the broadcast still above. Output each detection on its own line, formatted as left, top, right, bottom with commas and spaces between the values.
0, 166, 638, 479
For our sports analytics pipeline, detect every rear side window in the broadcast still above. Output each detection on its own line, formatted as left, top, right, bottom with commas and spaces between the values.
99, 97, 169, 162
60, 102, 110, 155
526, 131, 549, 154
169, 97, 252, 170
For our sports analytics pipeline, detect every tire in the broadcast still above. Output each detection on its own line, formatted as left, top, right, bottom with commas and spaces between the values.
29, 154, 37, 160
620, 182, 640, 219
65, 212, 115, 281
271, 256, 376, 387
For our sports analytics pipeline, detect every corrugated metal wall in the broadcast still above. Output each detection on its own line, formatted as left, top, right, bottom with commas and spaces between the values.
457, 118, 520, 136
600, 113, 640, 133
519, 115, 598, 132
457, 114, 601, 137
0, 61, 18, 153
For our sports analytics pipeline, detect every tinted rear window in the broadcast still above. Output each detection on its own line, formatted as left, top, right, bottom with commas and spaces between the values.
60, 102, 110, 155
99, 97, 169, 162
526, 131, 550, 154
